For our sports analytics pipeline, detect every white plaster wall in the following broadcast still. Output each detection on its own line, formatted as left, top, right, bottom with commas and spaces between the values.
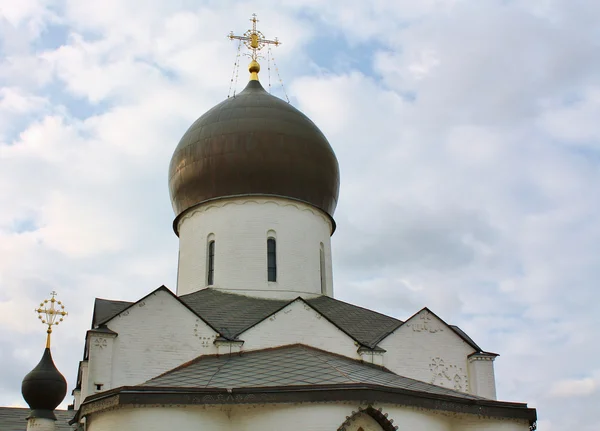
380, 310, 474, 394
85, 402, 528, 431
86, 333, 115, 396
86, 289, 218, 400
240, 299, 359, 358
468, 357, 497, 399
72, 389, 81, 410
176, 197, 334, 299
79, 361, 88, 408
453, 417, 530, 431
87, 406, 229, 431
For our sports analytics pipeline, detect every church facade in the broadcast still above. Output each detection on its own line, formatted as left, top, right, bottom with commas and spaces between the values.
9, 18, 536, 431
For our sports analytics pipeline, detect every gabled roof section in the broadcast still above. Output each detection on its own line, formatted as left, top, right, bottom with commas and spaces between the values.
305, 295, 402, 348
179, 288, 402, 347
450, 324, 483, 352
179, 288, 288, 339
0, 407, 73, 431
92, 298, 132, 328
92, 288, 484, 353
94, 286, 220, 334
142, 344, 482, 400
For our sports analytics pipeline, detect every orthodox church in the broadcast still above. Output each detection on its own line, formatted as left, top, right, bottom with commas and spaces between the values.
6, 17, 536, 431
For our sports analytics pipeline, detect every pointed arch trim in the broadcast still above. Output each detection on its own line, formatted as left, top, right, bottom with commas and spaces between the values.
337, 406, 397, 431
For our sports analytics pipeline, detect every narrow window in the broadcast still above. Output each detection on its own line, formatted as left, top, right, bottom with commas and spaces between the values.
320, 244, 326, 294
267, 238, 277, 282
207, 240, 215, 285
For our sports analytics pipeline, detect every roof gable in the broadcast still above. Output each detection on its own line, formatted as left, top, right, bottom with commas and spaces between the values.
95, 286, 219, 334
90, 289, 481, 353
394, 307, 486, 353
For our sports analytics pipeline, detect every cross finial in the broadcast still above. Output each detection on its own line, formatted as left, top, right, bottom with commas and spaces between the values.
228, 14, 281, 81
35, 291, 68, 348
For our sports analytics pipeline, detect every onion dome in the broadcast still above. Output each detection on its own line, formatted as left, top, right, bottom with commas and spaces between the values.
169, 15, 339, 232
21, 348, 67, 419
168, 79, 340, 233
22, 292, 68, 420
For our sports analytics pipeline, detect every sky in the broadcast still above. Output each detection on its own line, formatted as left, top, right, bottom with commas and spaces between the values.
0, 0, 599, 429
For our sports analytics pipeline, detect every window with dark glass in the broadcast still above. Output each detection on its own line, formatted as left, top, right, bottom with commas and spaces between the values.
267, 238, 277, 282
320, 245, 326, 294
207, 240, 215, 285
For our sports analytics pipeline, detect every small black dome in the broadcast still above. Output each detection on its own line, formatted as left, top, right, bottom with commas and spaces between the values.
21, 348, 67, 417
168, 80, 340, 233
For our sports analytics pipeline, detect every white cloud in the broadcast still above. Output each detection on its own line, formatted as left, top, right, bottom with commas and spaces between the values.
550, 378, 597, 398
1, 1, 600, 429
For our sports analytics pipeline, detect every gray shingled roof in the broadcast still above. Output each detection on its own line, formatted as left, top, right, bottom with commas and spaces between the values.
450, 325, 482, 351
94, 288, 403, 348
0, 408, 73, 431
143, 344, 483, 401
180, 289, 403, 348
92, 298, 132, 327
93, 288, 486, 352
179, 288, 289, 339
305, 295, 402, 347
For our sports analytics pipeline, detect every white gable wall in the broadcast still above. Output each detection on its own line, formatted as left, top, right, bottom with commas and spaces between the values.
85, 289, 218, 400
240, 299, 359, 358
380, 309, 474, 394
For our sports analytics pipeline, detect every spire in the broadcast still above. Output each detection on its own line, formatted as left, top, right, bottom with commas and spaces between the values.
228, 13, 281, 81
22, 292, 68, 425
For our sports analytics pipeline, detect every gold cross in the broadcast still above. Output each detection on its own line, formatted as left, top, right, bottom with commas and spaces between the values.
228, 14, 281, 80
36, 291, 68, 348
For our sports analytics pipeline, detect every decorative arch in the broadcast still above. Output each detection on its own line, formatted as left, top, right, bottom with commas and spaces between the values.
337, 406, 398, 431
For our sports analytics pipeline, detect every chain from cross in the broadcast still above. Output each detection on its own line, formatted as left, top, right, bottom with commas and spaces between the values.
228, 13, 281, 61
36, 291, 68, 347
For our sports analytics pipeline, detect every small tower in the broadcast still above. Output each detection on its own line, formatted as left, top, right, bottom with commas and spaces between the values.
21, 292, 68, 431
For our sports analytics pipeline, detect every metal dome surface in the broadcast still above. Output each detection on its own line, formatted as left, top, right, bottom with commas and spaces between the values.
21, 348, 67, 418
168, 80, 340, 234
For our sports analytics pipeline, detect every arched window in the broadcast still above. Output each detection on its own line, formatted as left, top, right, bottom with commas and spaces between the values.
207, 240, 215, 286
320, 243, 326, 294
267, 238, 277, 282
